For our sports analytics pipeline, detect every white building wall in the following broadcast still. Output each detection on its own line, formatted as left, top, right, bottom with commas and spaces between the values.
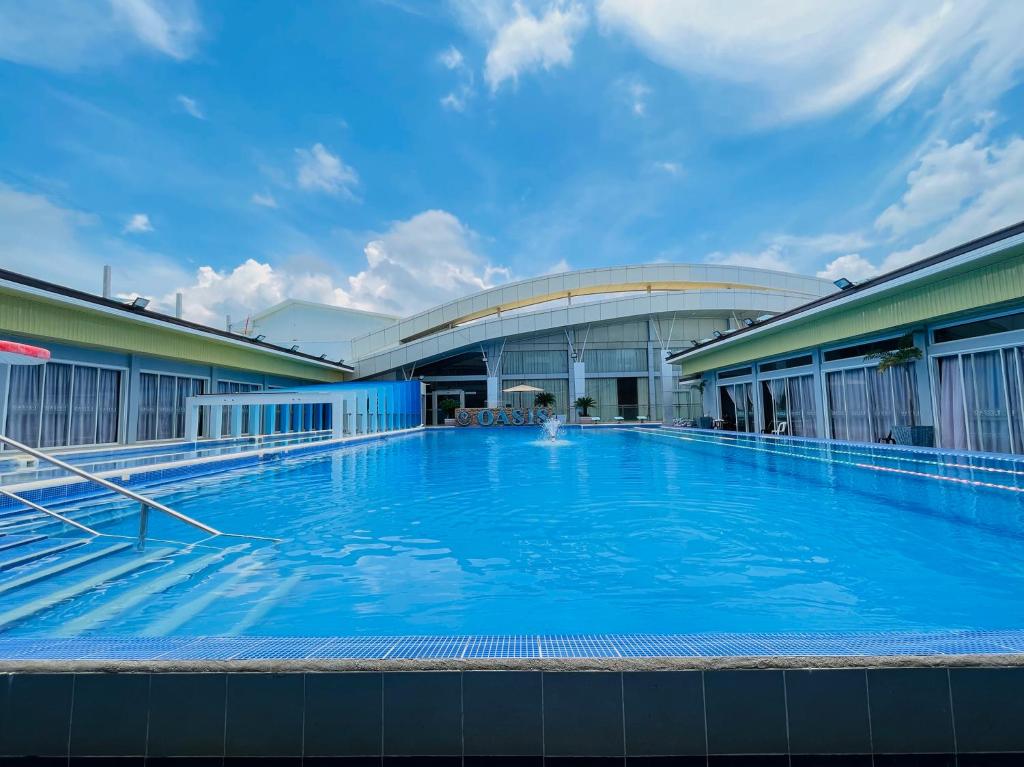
242, 301, 397, 362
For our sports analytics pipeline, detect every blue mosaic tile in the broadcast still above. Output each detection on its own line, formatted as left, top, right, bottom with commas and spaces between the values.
314, 635, 399, 659
539, 634, 621, 658
612, 633, 701, 657
386, 635, 469, 659
0, 630, 1022, 661
464, 635, 540, 658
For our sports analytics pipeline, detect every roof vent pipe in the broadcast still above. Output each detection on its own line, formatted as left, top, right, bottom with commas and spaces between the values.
102, 265, 112, 299
175, 292, 183, 319
226, 314, 232, 332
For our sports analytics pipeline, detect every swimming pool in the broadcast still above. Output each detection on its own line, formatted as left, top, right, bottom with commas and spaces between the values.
3, 426, 1024, 642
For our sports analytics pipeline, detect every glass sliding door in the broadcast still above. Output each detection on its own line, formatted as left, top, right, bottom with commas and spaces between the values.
760, 374, 817, 436
138, 373, 207, 441
935, 347, 1023, 453
827, 365, 917, 443
5, 365, 42, 446
4, 362, 122, 449
718, 382, 754, 432
963, 350, 1011, 453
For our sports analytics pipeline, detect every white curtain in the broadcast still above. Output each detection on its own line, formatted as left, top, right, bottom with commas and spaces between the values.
5, 365, 42, 446
786, 374, 817, 437
866, 366, 894, 441
70, 366, 98, 445
138, 373, 158, 441
96, 369, 120, 444
937, 356, 968, 450
964, 350, 1010, 453
39, 363, 73, 448
719, 385, 736, 429
1007, 350, 1024, 454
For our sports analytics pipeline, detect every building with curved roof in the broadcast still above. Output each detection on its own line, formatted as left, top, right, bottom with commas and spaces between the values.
349, 263, 835, 424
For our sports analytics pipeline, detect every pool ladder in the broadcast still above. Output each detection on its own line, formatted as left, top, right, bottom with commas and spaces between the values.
0, 434, 279, 549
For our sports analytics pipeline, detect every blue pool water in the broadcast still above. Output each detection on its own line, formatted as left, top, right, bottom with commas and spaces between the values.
5, 427, 1024, 637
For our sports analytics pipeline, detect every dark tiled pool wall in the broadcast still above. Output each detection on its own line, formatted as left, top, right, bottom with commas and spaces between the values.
1, 668, 1023, 764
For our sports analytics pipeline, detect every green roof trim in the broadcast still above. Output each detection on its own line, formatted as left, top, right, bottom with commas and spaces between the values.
0, 288, 347, 382
678, 243, 1024, 375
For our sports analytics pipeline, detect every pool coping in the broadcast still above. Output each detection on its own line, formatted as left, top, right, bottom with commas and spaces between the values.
3, 653, 1023, 673
3, 631, 1024, 670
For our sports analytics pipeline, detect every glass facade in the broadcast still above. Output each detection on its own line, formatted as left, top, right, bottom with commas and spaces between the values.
718, 381, 755, 432
826, 364, 918, 443
4, 362, 122, 448
138, 372, 207, 441
935, 347, 1024, 453
761, 374, 817, 436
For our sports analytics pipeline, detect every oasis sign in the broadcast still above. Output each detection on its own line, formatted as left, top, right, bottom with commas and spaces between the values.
455, 407, 553, 426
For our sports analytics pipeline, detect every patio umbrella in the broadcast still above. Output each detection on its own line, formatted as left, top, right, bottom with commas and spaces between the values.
502, 383, 545, 409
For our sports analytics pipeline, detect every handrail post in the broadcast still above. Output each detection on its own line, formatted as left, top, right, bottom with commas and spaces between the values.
137, 502, 149, 551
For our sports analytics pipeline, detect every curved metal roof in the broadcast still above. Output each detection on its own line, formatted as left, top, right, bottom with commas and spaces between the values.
350, 263, 834, 365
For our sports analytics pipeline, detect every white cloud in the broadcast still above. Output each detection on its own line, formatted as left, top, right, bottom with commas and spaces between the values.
596, 0, 1024, 125
878, 128, 1024, 272
438, 44, 475, 112
0, 183, 187, 299
176, 94, 204, 119
339, 210, 511, 314
251, 192, 278, 208
706, 230, 871, 275
625, 79, 651, 116
123, 213, 153, 233
166, 210, 512, 323
706, 244, 794, 273
876, 121, 996, 237
439, 45, 465, 70
816, 253, 878, 282
484, 2, 588, 91
295, 143, 359, 197
0, 0, 201, 70
654, 161, 682, 176
772, 232, 872, 254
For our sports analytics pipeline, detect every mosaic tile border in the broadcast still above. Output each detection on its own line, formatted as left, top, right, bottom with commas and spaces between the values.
1, 629, 1022, 661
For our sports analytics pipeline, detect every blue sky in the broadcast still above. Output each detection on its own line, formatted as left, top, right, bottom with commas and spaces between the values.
1, 0, 1023, 325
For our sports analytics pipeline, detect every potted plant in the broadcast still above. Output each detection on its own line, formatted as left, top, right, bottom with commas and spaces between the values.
534, 391, 555, 412
865, 334, 923, 373
438, 397, 460, 426
574, 395, 596, 424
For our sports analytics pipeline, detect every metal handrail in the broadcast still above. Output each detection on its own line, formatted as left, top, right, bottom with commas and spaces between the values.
0, 434, 222, 548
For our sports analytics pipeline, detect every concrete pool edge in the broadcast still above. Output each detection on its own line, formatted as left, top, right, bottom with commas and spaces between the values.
3, 652, 1024, 673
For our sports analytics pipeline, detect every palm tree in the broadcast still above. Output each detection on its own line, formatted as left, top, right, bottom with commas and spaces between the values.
574, 396, 595, 417
534, 391, 555, 408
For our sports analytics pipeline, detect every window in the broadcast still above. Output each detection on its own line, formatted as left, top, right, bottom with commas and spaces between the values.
137, 373, 206, 441
933, 310, 1024, 344
760, 374, 817, 436
501, 350, 568, 375
823, 337, 905, 362
826, 364, 918, 443
586, 348, 648, 373
718, 381, 755, 432
718, 366, 753, 380
4, 362, 122, 449
936, 346, 1024, 453
759, 355, 813, 373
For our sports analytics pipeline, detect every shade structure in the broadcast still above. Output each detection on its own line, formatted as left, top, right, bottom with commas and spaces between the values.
502, 384, 545, 393
0, 340, 50, 366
